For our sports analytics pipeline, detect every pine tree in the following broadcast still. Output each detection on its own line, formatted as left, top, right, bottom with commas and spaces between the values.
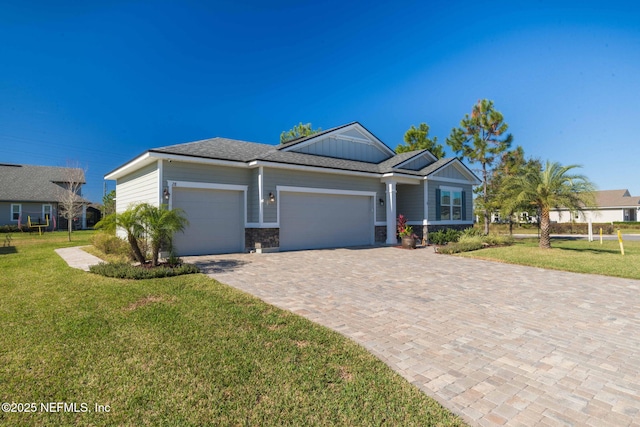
395, 123, 445, 158
446, 99, 513, 234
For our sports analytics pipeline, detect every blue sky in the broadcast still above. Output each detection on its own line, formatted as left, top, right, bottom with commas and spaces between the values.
2, 1, 639, 202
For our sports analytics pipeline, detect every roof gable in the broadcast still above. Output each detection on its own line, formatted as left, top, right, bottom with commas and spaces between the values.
279, 122, 395, 163
422, 158, 481, 184
393, 151, 437, 171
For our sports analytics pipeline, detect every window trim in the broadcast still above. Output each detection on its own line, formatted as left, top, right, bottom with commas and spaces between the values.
439, 186, 463, 221
11, 204, 21, 222
42, 204, 52, 222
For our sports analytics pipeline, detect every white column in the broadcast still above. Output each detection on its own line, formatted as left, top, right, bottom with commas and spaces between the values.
385, 181, 397, 244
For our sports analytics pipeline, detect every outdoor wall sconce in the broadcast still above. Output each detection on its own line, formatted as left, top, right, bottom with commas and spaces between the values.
379, 198, 385, 206
163, 188, 170, 200
268, 192, 276, 204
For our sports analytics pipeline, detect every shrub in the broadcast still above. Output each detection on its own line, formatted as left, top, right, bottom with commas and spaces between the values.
89, 262, 200, 280
437, 232, 513, 254
429, 229, 461, 245
437, 241, 484, 254
457, 234, 483, 245
460, 227, 483, 238
613, 222, 640, 229
91, 232, 133, 259
0, 225, 21, 233
549, 223, 614, 235
482, 233, 514, 246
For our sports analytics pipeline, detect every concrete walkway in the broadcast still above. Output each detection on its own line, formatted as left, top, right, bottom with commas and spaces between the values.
55, 246, 103, 271
185, 247, 640, 427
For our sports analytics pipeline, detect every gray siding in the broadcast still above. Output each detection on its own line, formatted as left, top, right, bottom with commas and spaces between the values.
0, 202, 11, 226
400, 155, 434, 171
432, 164, 469, 181
247, 168, 259, 223
163, 161, 250, 187
292, 136, 389, 163
397, 183, 424, 221
263, 168, 386, 223
0, 201, 56, 226
116, 163, 159, 212
427, 180, 474, 222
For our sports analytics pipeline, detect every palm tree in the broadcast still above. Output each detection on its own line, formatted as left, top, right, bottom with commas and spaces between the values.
507, 160, 596, 249
138, 204, 188, 266
95, 206, 146, 264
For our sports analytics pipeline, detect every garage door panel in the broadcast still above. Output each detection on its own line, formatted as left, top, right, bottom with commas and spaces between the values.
172, 188, 244, 256
280, 192, 372, 251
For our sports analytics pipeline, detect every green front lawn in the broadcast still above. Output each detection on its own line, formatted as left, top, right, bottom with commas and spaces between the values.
459, 237, 640, 279
0, 231, 464, 426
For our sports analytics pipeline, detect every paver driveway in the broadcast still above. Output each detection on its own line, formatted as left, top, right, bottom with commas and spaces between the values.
185, 247, 640, 426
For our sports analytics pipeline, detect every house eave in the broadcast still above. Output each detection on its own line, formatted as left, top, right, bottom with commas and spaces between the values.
105, 151, 250, 180
248, 160, 382, 178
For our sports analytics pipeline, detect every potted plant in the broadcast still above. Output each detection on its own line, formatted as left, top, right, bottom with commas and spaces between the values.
397, 214, 417, 249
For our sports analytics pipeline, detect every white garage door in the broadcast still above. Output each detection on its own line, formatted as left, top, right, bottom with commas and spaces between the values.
279, 191, 373, 251
172, 188, 244, 256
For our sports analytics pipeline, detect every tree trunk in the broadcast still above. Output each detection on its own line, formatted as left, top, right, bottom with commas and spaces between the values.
483, 162, 489, 235
68, 219, 72, 242
539, 206, 551, 249
152, 243, 160, 266
128, 234, 146, 264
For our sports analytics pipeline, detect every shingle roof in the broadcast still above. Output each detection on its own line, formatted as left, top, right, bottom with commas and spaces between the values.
124, 128, 479, 183
594, 189, 640, 208
149, 138, 460, 176
0, 164, 89, 203
151, 137, 274, 162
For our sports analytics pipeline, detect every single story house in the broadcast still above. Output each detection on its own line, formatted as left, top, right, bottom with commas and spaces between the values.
105, 122, 480, 255
0, 164, 90, 230
550, 189, 640, 223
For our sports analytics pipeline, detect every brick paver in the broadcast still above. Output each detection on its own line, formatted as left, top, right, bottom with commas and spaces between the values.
185, 247, 640, 426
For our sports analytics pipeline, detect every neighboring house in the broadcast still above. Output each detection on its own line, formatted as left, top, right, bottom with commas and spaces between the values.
0, 164, 90, 230
550, 189, 640, 223
105, 122, 480, 256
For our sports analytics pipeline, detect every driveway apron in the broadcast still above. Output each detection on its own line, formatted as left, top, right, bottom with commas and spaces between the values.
185, 247, 640, 426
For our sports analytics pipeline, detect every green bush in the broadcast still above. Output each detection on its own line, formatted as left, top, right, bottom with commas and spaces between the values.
458, 234, 483, 245
460, 227, 483, 238
429, 229, 461, 245
613, 222, 640, 229
0, 225, 21, 233
437, 241, 485, 254
89, 262, 200, 279
91, 232, 133, 259
549, 223, 614, 235
482, 233, 514, 246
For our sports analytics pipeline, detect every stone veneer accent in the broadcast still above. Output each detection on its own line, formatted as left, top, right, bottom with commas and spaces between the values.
245, 228, 279, 251
375, 226, 386, 243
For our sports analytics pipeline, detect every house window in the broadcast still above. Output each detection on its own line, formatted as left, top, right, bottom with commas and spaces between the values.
11, 204, 21, 221
440, 188, 463, 221
43, 204, 52, 221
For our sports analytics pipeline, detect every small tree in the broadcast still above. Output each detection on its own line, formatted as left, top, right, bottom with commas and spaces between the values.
446, 99, 513, 234
57, 163, 87, 241
138, 204, 189, 266
95, 206, 146, 264
487, 146, 541, 234
102, 190, 116, 216
505, 160, 596, 249
395, 123, 445, 158
280, 122, 321, 144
